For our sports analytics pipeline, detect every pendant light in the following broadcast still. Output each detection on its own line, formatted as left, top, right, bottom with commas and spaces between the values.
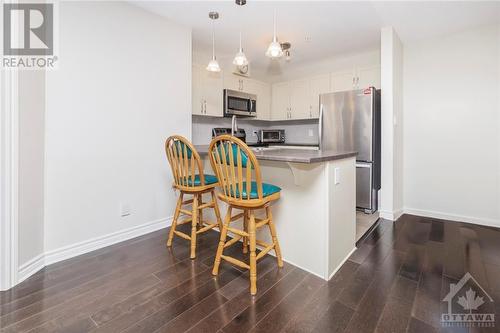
207, 12, 221, 72
265, 9, 283, 59
233, 0, 248, 66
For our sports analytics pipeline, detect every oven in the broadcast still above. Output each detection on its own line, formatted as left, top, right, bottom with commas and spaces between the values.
223, 89, 257, 117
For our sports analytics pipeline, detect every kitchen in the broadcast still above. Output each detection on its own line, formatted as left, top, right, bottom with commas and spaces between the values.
189, 3, 382, 277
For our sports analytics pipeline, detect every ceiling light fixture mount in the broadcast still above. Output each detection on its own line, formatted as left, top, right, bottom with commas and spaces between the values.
207, 11, 221, 72
265, 9, 283, 59
233, 0, 248, 67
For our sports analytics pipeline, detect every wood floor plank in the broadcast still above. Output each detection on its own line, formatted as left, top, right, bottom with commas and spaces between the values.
186, 264, 297, 333
280, 260, 360, 333
311, 301, 354, 333
249, 274, 325, 333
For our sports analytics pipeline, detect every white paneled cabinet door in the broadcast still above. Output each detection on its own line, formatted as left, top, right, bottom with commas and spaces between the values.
309, 74, 330, 118
272, 82, 290, 121
357, 65, 381, 89
255, 81, 271, 121
290, 79, 310, 120
202, 70, 223, 116
330, 70, 355, 92
223, 72, 240, 91
192, 65, 204, 115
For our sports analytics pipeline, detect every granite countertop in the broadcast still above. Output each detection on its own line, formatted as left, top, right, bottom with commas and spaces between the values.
194, 145, 357, 164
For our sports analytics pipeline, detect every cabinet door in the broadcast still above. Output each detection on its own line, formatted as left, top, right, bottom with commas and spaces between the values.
290, 79, 310, 120
309, 74, 330, 118
271, 82, 290, 121
330, 70, 355, 92
192, 65, 204, 115
223, 72, 241, 91
357, 65, 380, 89
241, 77, 258, 95
202, 70, 223, 117
255, 81, 271, 121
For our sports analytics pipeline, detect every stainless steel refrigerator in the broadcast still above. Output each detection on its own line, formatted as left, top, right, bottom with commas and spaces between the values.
319, 87, 381, 213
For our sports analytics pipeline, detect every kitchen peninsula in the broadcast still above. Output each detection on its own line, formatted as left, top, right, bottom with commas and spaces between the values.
196, 145, 357, 280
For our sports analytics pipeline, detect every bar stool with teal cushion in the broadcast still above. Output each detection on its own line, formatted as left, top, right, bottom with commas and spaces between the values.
165, 135, 223, 259
208, 135, 283, 295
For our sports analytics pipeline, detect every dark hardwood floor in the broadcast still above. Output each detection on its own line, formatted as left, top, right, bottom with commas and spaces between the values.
1, 214, 500, 333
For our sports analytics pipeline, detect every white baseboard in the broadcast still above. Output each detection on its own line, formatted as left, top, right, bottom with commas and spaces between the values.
328, 247, 357, 281
16, 217, 172, 285
18, 253, 45, 284
403, 208, 500, 229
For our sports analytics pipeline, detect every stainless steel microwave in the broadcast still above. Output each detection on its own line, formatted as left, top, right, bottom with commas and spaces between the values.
223, 89, 256, 117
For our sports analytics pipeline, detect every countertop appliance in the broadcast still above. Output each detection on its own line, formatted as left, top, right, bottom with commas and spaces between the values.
257, 129, 285, 144
223, 89, 256, 117
319, 87, 381, 213
212, 127, 246, 142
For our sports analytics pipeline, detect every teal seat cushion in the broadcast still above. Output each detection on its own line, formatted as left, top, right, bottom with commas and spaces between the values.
230, 181, 281, 199
182, 174, 218, 186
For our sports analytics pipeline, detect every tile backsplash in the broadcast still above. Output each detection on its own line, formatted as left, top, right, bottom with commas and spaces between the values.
192, 116, 319, 145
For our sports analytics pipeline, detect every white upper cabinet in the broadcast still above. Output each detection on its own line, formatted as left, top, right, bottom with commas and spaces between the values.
330, 69, 356, 92
192, 64, 223, 117
309, 74, 330, 118
357, 65, 381, 90
272, 82, 290, 121
290, 79, 311, 120
254, 81, 271, 121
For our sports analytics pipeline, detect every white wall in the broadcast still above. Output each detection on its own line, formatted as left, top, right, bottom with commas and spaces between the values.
18, 71, 45, 267
403, 23, 500, 226
45, 1, 191, 252
380, 27, 404, 220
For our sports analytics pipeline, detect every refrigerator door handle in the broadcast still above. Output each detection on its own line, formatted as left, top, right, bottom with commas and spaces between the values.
318, 103, 324, 150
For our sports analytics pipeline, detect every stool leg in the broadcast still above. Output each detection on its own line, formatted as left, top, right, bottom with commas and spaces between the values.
266, 206, 283, 267
197, 194, 203, 229
190, 194, 199, 259
242, 210, 248, 254
249, 211, 257, 295
167, 192, 183, 247
211, 190, 223, 231
213, 206, 232, 275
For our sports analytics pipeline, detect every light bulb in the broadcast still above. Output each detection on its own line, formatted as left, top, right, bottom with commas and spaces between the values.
266, 41, 283, 58
233, 49, 248, 66
206, 59, 221, 72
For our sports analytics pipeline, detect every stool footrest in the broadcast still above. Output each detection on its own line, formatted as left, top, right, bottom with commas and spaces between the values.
221, 255, 250, 270
180, 209, 192, 216
182, 199, 193, 205
255, 218, 270, 229
198, 202, 214, 210
230, 212, 245, 222
255, 239, 271, 248
176, 218, 193, 226
196, 222, 218, 234
173, 230, 191, 240
223, 235, 243, 248
227, 226, 249, 238
256, 242, 276, 260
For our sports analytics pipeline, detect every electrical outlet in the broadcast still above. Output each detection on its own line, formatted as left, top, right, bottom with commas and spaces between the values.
120, 203, 131, 217
308, 129, 314, 137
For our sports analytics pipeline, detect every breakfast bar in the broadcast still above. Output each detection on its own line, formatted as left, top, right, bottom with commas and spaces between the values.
195, 145, 357, 280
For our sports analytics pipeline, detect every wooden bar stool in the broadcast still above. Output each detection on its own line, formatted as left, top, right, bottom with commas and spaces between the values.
208, 135, 283, 295
165, 135, 223, 259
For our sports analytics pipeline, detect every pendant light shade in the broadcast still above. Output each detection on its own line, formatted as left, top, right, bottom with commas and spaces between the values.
207, 12, 221, 72
233, 32, 248, 66
266, 10, 283, 59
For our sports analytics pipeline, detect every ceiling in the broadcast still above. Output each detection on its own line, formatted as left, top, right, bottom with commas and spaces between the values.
133, 1, 500, 75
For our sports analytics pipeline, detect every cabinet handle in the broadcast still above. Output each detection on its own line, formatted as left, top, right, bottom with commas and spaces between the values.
203, 100, 207, 114
352, 77, 355, 88
201, 100, 204, 114
356, 77, 360, 89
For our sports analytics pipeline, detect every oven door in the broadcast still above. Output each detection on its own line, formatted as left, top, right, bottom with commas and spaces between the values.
224, 90, 257, 117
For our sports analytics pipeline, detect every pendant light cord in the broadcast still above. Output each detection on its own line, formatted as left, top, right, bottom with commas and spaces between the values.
212, 19, 216, 60
273, 9, 277, 42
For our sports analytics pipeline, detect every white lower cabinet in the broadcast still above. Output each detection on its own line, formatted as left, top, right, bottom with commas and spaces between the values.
192, 64, 223, 117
